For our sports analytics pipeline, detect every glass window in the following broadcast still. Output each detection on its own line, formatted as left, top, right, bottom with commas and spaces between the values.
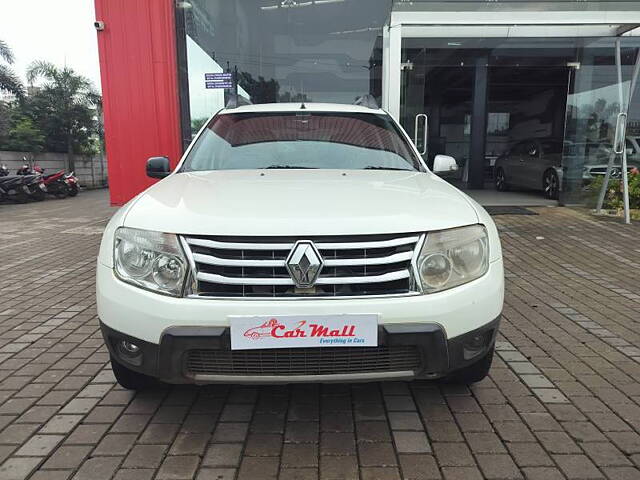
182, 111, 423, 172
562, 37, 640, 203
176, 0, 391, 139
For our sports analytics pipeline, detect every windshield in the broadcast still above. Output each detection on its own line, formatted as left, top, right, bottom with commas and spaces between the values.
181, 112, 423, 172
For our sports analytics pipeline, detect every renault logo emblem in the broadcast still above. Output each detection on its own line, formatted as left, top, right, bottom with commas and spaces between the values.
286, 241, 323, 288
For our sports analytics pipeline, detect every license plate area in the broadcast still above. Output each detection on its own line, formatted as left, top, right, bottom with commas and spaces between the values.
229, 314, 378, 350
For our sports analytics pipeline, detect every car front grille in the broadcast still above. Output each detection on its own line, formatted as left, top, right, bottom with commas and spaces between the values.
182, 233, 421, 298
185, 346, 421, 377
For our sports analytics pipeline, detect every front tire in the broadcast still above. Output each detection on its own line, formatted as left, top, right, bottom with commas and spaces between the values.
68, 184, 79, 197
53, 184, 69, 199
442, 346, 494, 384
110, 357, 153, 390
32, 189, 46, 201
543, 170, 559, 200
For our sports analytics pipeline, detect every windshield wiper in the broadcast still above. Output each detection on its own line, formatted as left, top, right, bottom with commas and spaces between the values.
265, 165, 317, 169
364, 166, 413, 171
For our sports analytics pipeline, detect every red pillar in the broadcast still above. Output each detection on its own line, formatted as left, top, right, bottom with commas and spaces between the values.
94, 0, 183, 205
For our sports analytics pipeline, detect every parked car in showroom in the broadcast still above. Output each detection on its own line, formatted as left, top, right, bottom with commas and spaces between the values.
494, 138, 563, 199
97, 102, 504, 389
579, 139, 639, 181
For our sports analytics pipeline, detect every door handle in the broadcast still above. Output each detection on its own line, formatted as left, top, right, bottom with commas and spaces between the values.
614, 112, 627, 155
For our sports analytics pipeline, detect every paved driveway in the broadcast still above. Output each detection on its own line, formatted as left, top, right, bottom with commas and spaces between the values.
0, 190, 639, 480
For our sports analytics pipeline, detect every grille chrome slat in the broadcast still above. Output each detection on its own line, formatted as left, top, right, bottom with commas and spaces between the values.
193, 253, 286, 268
192, 250, 414, 268
196, 269, 410, 286
183, 233, 421, 298
186, 236, 419, 251
325, 250, 413, 266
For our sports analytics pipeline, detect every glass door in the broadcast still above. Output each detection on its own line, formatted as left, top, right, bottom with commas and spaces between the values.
399, 41, 475, 182
562, 37, 640, 208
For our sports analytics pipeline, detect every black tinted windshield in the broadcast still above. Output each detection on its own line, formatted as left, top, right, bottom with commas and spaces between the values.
181, 112, 423, 172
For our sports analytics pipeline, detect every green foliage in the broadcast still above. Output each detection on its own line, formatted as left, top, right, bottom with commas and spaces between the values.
19, 87, 99, 155
191, 117, 209, 133
0, 61, 102, 162
4, 116, 44, 152
588, 171, 640, 210
0, 61, 102, 161
0, 39, 25, 98
25, 61, 101, 157
0, 101, 10, 139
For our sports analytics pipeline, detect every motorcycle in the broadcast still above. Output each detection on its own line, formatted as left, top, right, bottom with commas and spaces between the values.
33, 166, 70, 199
65, 171, 79, 197
16, 163, 32, 176
0, 173, 46, 203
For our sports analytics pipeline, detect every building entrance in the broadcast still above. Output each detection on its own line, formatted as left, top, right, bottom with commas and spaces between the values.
399, 40, 572, 203
393, 36, 640, 205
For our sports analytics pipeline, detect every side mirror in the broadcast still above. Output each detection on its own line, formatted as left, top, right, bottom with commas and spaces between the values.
146, 156, 171, 179
433, 154, 458, 174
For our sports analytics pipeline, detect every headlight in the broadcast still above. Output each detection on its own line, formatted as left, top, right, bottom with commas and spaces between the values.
417, 225, 489, 293
114, 227, 188, 296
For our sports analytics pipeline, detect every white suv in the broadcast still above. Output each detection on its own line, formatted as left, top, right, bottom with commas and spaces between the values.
97, 103, 504, 389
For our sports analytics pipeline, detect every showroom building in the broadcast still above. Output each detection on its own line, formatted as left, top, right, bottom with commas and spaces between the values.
94, 0, 640, 205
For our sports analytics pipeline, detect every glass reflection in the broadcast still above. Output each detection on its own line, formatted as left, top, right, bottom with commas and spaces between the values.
179, 0, 389, 137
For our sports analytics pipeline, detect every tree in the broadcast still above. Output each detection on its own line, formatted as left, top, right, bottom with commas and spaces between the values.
0, 39, 24, 98
0, 101, 10, 140
238, 72, 280, 104
26, 60, 101, 170
4, 116, 44, 153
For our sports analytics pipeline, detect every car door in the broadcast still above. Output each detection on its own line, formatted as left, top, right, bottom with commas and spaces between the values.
502, 141, 526, 188
515, 140, 540, 189
536, 140, 562, 189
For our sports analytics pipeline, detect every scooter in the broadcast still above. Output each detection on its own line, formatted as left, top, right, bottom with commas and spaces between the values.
0, 174, 46, 202
16, 163, 32, 176
33, 166, 69, 199
65, 172, 79, 197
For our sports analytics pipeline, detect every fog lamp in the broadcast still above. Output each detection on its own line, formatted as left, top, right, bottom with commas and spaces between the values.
116, 339, 143, 366
463, 332, 489, 360
118, 340, 140, 356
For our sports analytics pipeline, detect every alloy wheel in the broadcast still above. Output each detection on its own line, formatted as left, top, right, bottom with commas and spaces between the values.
543, 171, 558, 199
495, 168, 506, 191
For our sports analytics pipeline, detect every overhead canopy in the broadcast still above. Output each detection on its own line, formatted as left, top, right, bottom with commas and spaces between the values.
390, 1, 640, 37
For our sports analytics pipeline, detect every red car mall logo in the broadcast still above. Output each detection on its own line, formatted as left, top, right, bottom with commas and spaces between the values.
244, 318, 357, 340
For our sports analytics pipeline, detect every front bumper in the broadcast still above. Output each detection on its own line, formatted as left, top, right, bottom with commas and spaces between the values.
97, 258, 503, 384
97, 259, 503, 343
102, 316, 500, 384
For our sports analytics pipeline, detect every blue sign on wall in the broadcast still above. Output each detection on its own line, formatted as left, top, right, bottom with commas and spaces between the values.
205, 72, 233, 89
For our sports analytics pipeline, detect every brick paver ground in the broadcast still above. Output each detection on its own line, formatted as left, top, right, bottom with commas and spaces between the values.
0, 189, 639, 480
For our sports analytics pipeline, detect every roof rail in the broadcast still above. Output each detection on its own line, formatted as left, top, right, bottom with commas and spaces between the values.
225, 94, 252, 109
354, 94, 379, 109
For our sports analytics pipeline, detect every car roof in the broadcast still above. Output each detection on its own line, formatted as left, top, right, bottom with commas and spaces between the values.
218, 102, 386, 115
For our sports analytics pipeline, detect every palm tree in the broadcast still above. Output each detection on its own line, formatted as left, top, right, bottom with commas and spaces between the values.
0, 39, 24, 97
26, 60, 101, 171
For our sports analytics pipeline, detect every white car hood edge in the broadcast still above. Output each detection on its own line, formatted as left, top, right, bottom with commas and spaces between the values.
122, 170, 480, 237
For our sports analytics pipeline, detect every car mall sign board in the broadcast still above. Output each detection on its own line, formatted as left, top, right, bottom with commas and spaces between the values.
229, 314, 378, 350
